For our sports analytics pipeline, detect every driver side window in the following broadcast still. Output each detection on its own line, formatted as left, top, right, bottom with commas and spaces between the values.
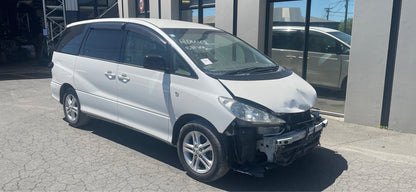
123, 30, 166, 67
171, 50, 196, 78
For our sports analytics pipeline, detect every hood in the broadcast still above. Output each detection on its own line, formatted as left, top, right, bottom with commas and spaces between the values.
219, 73, 317, 113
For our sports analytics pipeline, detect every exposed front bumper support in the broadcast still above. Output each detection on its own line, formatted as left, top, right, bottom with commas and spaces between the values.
257, 118, 328, 163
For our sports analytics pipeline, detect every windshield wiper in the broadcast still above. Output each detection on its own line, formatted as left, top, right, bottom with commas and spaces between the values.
222, 66, 279, 75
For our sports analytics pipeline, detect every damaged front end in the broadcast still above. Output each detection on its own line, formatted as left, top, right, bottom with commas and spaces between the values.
224, 110, 328, 177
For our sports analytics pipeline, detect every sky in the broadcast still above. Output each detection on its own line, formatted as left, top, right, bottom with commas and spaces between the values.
275, 0, 355, 22
200, 0, 355, 22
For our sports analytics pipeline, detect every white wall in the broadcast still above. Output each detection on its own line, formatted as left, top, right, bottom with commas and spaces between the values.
65, 0, 78, 11
149, 0, 159, 18
388, 0, 416, 133
160, 0, 179, 20
215, 0, 234, 34
236, 0, 268, 52
344, 0, 394, 127
117, 0, 136, 18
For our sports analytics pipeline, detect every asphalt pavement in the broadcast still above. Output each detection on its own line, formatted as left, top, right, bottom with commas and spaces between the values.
0, 78, 415, 191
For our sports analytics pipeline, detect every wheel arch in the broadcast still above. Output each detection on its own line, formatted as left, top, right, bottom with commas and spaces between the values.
59, 83, 75, 104
171, 114, 220, 146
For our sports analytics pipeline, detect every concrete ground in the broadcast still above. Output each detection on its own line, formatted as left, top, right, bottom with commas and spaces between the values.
0, 78, 415, 191
0, 60, 51, 80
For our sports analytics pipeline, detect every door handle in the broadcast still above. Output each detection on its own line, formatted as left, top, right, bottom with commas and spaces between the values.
118, 73, 130, 83
105, 70, 116, 79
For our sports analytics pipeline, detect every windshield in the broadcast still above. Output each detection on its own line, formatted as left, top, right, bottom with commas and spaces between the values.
162, 28, 278, 76
328, 31, 351, 45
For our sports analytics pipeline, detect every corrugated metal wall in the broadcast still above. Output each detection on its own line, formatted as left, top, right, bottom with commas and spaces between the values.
65, 0, 78, 11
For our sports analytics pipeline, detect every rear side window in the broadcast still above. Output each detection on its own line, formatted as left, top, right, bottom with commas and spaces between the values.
272, 30, 304, 51
56, 24, 86, 55
309, 31, 338, 54
82, 29, 124, 62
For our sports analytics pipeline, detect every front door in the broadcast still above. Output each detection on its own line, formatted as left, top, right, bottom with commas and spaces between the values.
117, 24, 170, 141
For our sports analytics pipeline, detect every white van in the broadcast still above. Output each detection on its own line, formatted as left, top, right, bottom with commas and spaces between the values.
51, 18, 327, 182
272, 26, 351, 93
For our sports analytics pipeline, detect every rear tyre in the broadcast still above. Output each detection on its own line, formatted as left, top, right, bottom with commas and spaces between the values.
63, 88, 89, 127
177, 120, 229, 182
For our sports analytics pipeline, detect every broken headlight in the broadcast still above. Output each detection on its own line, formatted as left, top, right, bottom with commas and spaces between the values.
218, 97, 286, 124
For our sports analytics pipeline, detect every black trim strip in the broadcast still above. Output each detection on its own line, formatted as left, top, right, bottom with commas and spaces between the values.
380, 0, 402, 127
198, 0, 203, 23
218, 80, 235, 99
264, 0, 271, 55
178, 0, 182, 20
158, 0, 161, 19
232, 0, 238, 36
301, 0, 311, 80
145, 0, 150, 18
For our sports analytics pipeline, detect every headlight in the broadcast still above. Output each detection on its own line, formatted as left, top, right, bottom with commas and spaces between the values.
218, 97, 286, 124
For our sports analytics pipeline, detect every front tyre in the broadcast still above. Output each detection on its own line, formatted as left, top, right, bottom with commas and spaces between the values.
63, 88, 89, 127
177, 120, 229, 182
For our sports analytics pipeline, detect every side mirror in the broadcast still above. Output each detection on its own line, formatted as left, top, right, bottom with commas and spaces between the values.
143, 55, 168, 72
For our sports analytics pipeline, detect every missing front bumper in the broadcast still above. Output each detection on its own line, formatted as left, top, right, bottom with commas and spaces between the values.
257, 118, 328, 165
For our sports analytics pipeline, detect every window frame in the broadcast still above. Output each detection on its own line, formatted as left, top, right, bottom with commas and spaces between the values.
55, 24, 89, 55
121, 24, 198, 79
272, 29, 305, 51
308, 31, 339, 54
79, 22, 125, 63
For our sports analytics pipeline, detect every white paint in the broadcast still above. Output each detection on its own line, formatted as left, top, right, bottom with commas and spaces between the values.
220, 73, 317, 113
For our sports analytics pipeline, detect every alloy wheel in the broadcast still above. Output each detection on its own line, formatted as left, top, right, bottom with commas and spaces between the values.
64, 94, 79, 122
182, 131, 214, 174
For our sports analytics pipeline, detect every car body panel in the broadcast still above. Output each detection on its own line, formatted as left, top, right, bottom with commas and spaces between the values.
169, 74, 236, 135
51, 52, 76, 88
74, 56, 118, 121
219, 73, 317, 113
116, 65, 171, 141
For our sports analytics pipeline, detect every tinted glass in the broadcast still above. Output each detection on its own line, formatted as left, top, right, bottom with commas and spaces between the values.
56, 24, 86, 55
164, 28, 276, 76
328, 31, 351, 45
97, 0, 107, 5
171, 50, 195, 77
79, 6, 95, 20
309, 32, 337, 54
82, 29, 123, 62
123, 31, 166, 67
78, 0, 95, 5
272, 30, 304, 51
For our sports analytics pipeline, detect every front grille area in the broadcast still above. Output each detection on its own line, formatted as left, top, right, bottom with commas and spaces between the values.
279, 110, 313, 130
274, 130, 322, 166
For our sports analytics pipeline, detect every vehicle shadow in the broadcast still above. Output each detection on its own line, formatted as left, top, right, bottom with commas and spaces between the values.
77, 119, 347, 191
210, 147, 347, 191
77, 119, 183, 170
